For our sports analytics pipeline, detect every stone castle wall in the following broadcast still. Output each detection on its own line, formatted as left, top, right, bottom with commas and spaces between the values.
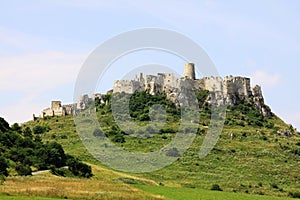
38, 63, 271, 119
112, 63, 271, 116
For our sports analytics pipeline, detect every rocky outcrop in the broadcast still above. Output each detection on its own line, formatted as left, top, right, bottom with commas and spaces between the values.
113, 64, 272, 117
252, 85, 272, 117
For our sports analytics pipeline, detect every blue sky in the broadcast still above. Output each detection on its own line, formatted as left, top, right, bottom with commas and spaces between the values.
0, 0, 300, 129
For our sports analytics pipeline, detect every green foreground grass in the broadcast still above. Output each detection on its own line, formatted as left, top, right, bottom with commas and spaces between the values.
135, 185, 296, 200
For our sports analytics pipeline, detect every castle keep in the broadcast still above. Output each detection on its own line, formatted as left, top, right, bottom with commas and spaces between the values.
38, 63, 271, 118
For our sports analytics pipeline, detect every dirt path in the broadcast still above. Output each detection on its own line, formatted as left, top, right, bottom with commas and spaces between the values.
87, 163, 159, 186
32, 166, 68, 176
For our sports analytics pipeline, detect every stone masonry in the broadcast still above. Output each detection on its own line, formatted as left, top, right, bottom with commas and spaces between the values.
112, 63, 272, 116
38, 62, 272, 118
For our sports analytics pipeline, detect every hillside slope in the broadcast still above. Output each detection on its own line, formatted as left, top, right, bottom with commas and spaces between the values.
20, 91, 300, 199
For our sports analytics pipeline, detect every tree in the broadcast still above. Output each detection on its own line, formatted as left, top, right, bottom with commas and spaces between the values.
0, 156, 8, 177
11, 123, 22, 133
45, 142, 67, 168
16, 163, 32, 176
67, 157, 92, 178
23, 127, 33, 138
33, 125, 47, 134
0, 117, 10, 132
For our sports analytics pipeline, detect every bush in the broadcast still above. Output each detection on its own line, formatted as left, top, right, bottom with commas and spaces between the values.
93, 128, 105, 137
108, 125, 120, 136
50, 166, 66, 177
291, 148, 300, 156
289, 191, 300, 198
211, 184, 223, 191
33, 125, 50, 134
112, 133, 125, 143
266, 122, 274, 128
50, 167, 73, 177
160, 127, 176, 134
166, 147, 180, 157
270, 183, 279, 189
197, 128, 205, 135
260, 136, 268, 141
242, 132, 247, 137
161, 135, 168, 140
60, 135, 68, 139
67, 157, 92, 178
117, 177, 144, 185
257, 191, 264, 195
138, 113, 150, 121
16, 164, 32, 176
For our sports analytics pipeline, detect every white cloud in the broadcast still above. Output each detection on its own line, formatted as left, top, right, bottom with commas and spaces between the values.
0, 95, 44, 124
0, 51, 87, 124
0, 27, 47, 50
0, 51, 86, 92
251, 70, 281, 88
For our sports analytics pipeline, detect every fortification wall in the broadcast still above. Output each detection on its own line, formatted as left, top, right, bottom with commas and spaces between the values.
38, 63, 271, 119
200, 76, 223, 92
113, 80, 144, 94
41, 100, 67, 118
222, 76, 252, 105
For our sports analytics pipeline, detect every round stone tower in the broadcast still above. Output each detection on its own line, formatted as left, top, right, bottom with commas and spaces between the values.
184, 63, 195, 80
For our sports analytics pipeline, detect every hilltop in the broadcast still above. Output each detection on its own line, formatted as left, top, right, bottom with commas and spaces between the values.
36, 63, 271, 120
1, 63, 300, 199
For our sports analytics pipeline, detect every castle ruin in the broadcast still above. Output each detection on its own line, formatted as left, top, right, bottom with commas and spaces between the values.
113, 63, 271, 116
40, 101, 77, 118
37, 63, 271, 119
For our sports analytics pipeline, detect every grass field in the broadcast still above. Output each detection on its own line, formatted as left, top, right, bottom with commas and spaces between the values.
16, 105, 300, 199
0, 163, 162, 200
135, 185, 297, 200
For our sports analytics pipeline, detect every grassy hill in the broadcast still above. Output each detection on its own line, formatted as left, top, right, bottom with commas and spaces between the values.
2, 91, 300, 199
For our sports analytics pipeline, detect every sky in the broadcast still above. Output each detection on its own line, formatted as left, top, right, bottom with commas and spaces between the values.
0, 0, 300, 129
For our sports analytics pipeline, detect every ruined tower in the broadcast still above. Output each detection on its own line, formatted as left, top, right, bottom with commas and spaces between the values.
184, 63, 196, 80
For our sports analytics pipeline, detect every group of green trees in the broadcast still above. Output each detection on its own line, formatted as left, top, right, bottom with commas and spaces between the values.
0, 117, 92, 182
93, 90, 276, 144
97, 91, 181, 122
95, 90, 211, 123
226, 100, 274, 128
